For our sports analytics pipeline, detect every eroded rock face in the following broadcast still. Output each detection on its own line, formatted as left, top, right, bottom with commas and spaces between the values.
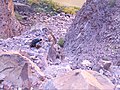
0, 52, 28, 88
0, 0, 24, 39
65, 0, 120, 69
44, 69, 115, 90
0, 52, 45, 89
14, 2, 34, 13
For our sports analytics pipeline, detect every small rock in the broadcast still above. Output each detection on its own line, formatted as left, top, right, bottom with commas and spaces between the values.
116, 61, 120, 66
103, 62, 111, 70
81, 60, 92, 67
98, 59, 112, 71
115, 85, 120, 90
30, 38, 42, 49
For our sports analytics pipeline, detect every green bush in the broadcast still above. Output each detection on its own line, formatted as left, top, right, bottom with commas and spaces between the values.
58, 38, 64, 47
44, 0, 80, 14
28, 0, 80, 14
46, 0, 64, 13
39, 0, 63, 13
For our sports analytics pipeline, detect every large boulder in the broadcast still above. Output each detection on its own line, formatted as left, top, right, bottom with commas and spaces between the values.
44, 69, 115, 90
0, 52, 45, 89
64, 0, 120, 69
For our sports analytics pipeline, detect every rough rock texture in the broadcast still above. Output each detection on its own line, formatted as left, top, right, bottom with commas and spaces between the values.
0, 52, 45, 89
44, 69, 115, 90
0, 13, 74, 66
0, 0, 24, 39
44, 63, 72, 79
0, 14, 74, 88
65, 0, 120, 69
14, 2, 34, 13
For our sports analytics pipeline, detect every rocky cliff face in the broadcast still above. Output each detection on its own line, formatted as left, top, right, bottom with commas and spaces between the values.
0, 0, 24, 39
65, 0, 120, 69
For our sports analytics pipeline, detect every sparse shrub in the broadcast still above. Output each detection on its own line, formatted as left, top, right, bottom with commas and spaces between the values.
62, 6, 80, 14
58, 38, 64, 47
15, 12, 23, 21
39, 0, 63, 13
28, 0, 80, 15
44, 0, 80, 14
46, 0, 64, 13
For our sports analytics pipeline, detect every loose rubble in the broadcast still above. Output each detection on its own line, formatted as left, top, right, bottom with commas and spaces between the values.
0, 12, 74, 89
65, 0, 120, 86
0, 0, 120, 89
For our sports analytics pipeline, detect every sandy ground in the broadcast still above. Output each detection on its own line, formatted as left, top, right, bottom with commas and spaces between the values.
52, 0, 86, 7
